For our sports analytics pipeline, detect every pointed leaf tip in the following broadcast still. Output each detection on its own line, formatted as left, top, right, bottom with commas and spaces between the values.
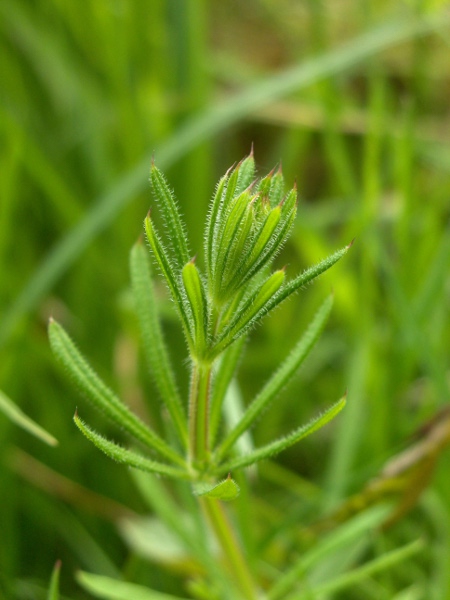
348, 237, 356, 248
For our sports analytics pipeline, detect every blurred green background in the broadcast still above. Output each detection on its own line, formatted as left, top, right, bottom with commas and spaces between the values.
1, 0, 449, 598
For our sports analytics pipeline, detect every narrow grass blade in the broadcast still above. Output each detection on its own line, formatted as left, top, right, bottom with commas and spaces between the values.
2, 13, 446, 349
130, 241, 187, 447
49, 319, 185, 466
74, 415, 189, 480
216, 295, 333, 461
144, 213, 193, 343
149, 162, 190, 271
268, 506, 389, 600
47, 560, 61, 600
286, 538, 424, 599
0, 388, 58, 446
217, 396, 346, 472
76, 570, 191, 600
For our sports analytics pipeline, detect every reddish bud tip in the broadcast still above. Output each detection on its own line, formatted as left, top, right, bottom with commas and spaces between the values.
190, 255, 197, 264
55, 559, 62, 570
227, 472, 232, 479
277, 161, 283, 175
347, 238, 356, 248
74, 407, 78, 418
48, 316, 54, 324
249, 142, 254, 157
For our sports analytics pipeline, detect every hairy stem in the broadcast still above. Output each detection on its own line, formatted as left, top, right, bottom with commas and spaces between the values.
200, 497, 257, 600
189, 361, 212, 467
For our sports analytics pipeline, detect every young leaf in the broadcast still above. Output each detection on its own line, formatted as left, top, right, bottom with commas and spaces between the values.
74, 414, 189, 480
212, 269, 285, 358
47, 560, 61, 600
204, 173, 229, 279
182, 259, 208, 355
49, 319, 185, 467
215, 295, 334, 461
130, 241, 187, 447
0, 388, 58, 446
235, 148, 255, 194
144, 213, 193, 343
149, 162, 190, 271
216, 395, 346, 472
193, 475, 240, 502
272, 243, 351, 307
222, 243, 350, 349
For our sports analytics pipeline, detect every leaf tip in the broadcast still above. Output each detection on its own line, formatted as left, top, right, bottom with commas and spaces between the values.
347, 237, 356, 249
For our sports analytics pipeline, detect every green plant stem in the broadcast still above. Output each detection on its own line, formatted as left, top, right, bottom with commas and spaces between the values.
189, 361, 212, 466
200, 496, 257, 600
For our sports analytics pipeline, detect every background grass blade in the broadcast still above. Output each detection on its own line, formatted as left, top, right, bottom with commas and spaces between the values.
1, 12, 448, 348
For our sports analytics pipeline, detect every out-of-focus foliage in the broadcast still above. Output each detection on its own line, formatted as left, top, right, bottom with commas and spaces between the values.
0, 0, 449, 598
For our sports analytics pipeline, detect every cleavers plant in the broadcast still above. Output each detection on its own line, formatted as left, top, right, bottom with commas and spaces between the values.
49, 149, 350, 599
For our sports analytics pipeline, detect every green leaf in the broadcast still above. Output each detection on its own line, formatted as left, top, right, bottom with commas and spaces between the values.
182, 259, 208, 355
0, 388, 58, 446
47, 560, 61, 600
76, 571, 190, 600
144, 214, 193, 343
149, 162, 190, 271
235, 148, 256, 193
204, 173, 228, 279
216, 295, 334, 461
74, 414, 189, 480
130, 241, 187, 447
193, 475, 240, 502
216, 395, 346, 472
212, 269, 286, 358
49, 319, 185, 467
272, 243, 351, 307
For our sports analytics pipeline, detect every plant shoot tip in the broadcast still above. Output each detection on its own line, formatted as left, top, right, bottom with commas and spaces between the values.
348, 237, 356, 248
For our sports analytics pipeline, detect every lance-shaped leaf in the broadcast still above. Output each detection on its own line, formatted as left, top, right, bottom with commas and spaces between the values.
222, 243, 351, 351
74, 414, 189, 480
149, 162, 190, 271
268, 165, 285, 208
235, 147, 255, 194
215, 395, 346, 473
144, 213, 193, 344
209, 165, 241, 284
204, 172, 229, 279
49, 319, 185, 467
229, 189, 297, 294
130, 241, 187, 447
193, 474, 240, 502
274, 243, 352, 305
212, 269, 285, 358
182, 259, 208, 355
215, 295, 333, 461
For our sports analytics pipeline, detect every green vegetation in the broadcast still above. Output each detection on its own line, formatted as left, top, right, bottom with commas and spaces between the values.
1, 1, 449, 599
